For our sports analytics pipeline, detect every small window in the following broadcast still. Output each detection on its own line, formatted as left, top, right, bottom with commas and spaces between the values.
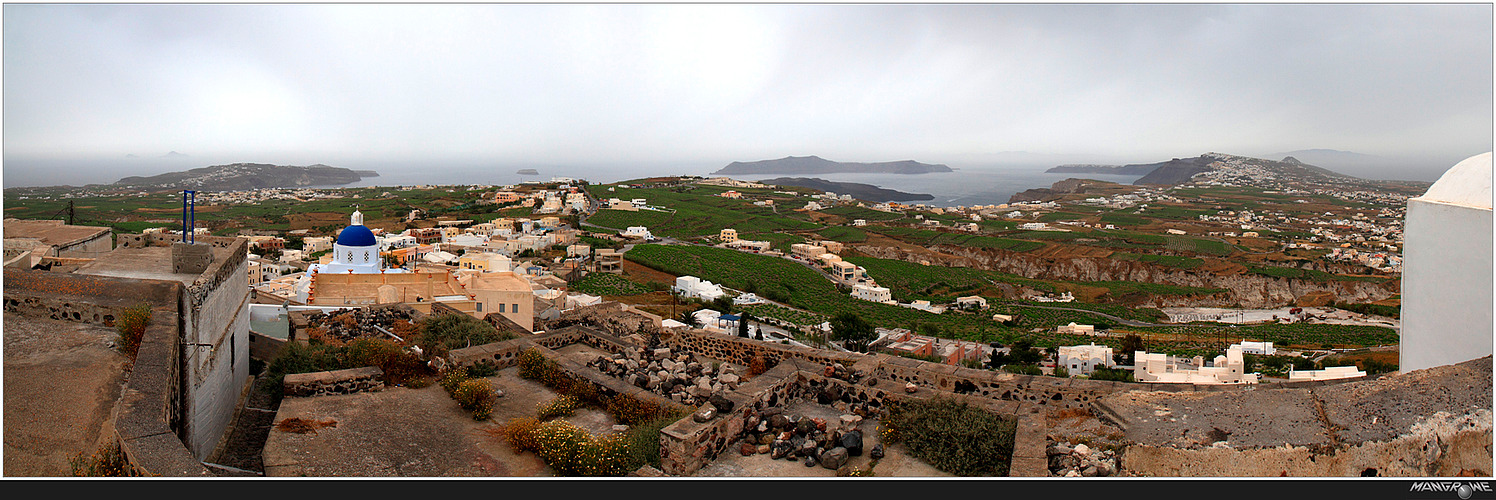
513, 303, 519, 312
476, 303, 483, 312
499, 303, 506, 313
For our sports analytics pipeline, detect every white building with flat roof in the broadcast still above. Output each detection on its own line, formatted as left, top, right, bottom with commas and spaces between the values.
851, 283, 893, 304
1288, 365, 1367, 382
1134, 346, 1258, 385
674, 276, 725, 301
1230, 341, 1275, 356
1058, 343, 1115, 375
621, 226, 654, 240
1057, 322, 1095, 335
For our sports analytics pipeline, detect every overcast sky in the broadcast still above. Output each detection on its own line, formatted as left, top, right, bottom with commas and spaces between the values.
4, 3, 1492, 181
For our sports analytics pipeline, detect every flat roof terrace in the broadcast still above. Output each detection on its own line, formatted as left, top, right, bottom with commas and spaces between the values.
2, 219, 111, 248
75, 245, 238, 285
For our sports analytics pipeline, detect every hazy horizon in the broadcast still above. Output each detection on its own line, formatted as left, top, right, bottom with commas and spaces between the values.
5, 4, 1491, 187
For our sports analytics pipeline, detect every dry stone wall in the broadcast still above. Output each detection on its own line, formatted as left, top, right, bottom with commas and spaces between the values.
283, 367, 386, 397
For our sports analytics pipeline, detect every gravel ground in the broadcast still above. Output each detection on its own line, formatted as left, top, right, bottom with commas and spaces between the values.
1099, 388, 1331, 449
3, 315, 128, 476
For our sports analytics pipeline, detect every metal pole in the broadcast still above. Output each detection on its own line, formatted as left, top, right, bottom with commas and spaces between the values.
182, 190, 188, 243
189, 191, 197, 244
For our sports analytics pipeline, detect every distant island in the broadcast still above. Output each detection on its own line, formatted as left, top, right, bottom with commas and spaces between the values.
516, 169, 540, 175
714, 155, 953, 175
759, 177, 934, 202
1044, 156, 1216, 185
115, 163, 376, 191
1046, 163, 1160, 175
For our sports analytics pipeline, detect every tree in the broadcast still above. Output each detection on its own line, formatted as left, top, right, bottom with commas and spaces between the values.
1054, 366, 1069, 378
918, 323, 941, 338
1010, 339, 1041, 365
1119, 334, 1144, 364
738, 312, 751, 338
676, 310, 699, 328
710, 296, 733, 314
988, 349, 1012, 369
830, 312, 876, 352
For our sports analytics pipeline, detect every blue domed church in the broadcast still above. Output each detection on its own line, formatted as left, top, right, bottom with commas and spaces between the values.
295, 211, 405, 302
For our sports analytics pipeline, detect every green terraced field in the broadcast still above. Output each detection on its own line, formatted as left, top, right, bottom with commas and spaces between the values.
818, 206, 906, 221
816, 226, 868, 243
583, 184, 819, 239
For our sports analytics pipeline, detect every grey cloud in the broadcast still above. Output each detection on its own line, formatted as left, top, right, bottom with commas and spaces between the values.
3, 4, 1489, 184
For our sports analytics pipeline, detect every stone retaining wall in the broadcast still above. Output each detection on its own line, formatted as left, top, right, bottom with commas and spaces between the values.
440, 324, 1385, 476
3, 268, 180, 324
283, 367, 386, 397
248, 331, 285, 362
665, 328, 863, 373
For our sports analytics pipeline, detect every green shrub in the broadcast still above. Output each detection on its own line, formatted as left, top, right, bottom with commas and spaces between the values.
620, 412, 683, 470
343, 337, 429, 385
1087, 367, 1134, 382
606, 394, 664, 426
880, 397, 1017, 476
1002, 364, 1042, 376
518, 348, 557, 380
524, 419, 638, 477
453, 378, 497, 420
531, 419, 594, 475
115, 304, 152, 358
440, 366, 472, 394
467, 363, 498, 378
537, 395, 579, 420
418, 313, 513, 357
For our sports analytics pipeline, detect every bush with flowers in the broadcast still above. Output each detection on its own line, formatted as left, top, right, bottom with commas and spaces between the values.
536, 394, 579, 420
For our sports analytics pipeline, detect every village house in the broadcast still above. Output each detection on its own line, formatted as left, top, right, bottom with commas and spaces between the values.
1057, 343, 1115, 375
725, 239, 771, 252
851, 283, 893, 304
621, 226, 654, 240
461, 271, 536, 332
1134, 346, 1258, 385
494, 191, 522, 203
458, 252, 511, 272
1230, 341, 1275, 356
673, 276, 726, 301
302, 236, 333, 253
956, 296, 989, 309
1057, 322, 1095, 335
1288, 365, 1367, 382
790, 243, 826, 260
719, 228, 738, 243
591, 249, 623, 274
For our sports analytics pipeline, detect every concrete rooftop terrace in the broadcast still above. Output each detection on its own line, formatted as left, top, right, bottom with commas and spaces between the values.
2, 218, 111, 248
3, 314, 129, 476
75, 245, 238, 285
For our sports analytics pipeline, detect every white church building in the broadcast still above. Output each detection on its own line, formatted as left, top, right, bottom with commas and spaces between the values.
294, 211, 408, 302
1400, 152, 1493, 372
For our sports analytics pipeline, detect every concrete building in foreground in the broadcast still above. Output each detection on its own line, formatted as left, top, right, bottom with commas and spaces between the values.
6, 228, 253, 463
1401, 152, 1492, 372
